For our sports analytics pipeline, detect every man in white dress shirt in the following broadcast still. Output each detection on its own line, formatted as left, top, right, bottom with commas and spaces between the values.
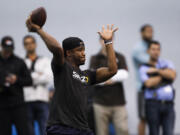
23, 35, 53, 135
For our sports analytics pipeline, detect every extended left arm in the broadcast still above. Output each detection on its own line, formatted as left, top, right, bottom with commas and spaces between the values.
96, 25, 118, 83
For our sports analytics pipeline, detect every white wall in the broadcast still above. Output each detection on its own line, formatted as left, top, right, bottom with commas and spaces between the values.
0, 0, 180, 134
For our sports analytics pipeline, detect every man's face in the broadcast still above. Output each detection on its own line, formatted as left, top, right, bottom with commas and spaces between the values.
1, 47, 13, 58
148, 44, 160, 61
24, 37, 36, 53
142, 26, 153, 41
69, 45, 86, 66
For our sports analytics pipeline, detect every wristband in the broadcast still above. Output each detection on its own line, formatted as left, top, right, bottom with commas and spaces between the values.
104, 40, 113, 45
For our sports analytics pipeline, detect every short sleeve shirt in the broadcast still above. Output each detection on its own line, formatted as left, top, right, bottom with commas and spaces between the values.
89, 52, 128, 106
47, 60, 96, 131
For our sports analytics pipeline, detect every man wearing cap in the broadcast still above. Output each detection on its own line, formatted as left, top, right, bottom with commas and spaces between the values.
0, 36, 33, 135
26, 17, 118, 135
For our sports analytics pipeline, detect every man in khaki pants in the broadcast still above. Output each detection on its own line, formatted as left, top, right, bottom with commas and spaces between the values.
89, 38, 129, 135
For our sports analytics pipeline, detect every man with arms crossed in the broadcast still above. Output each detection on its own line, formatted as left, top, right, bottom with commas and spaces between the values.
0, 36, 32, 135
23, 35, 53, 135
26, 17, 118, 135
139, 41, 176, 135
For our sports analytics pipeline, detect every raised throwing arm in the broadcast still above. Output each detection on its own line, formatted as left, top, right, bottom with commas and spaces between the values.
26, 17, 64, 66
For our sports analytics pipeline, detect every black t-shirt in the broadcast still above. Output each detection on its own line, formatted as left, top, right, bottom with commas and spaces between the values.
89, 52, 128, 106
47, 60, 96, 131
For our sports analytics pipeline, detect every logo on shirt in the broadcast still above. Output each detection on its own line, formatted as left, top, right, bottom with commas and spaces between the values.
72, 71, 89, 84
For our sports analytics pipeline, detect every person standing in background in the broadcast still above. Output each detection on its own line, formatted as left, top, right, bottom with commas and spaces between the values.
0, 36, 32, 135
90, 38, 129, 135
132, 24, 153, 135
139, 41, 176, 135
23, 35, 53, 135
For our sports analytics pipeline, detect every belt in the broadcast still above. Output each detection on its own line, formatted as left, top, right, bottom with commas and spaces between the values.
146, 99, 174, 104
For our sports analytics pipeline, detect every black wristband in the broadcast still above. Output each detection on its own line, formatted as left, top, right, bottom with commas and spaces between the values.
104, 39, 112, 44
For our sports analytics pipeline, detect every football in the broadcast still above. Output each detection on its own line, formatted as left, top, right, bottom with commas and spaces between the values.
31, 7, 47, 28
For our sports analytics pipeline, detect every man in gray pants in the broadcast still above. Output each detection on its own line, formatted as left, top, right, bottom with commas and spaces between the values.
90, 38, 129, 135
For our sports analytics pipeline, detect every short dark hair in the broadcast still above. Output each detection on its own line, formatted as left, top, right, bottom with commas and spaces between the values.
148, 40, 161, 49
140, 24, 152, 32
23, 35, 36, 45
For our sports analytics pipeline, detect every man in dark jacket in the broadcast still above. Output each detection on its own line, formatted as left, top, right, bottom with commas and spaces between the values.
0, 36, 33, 135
